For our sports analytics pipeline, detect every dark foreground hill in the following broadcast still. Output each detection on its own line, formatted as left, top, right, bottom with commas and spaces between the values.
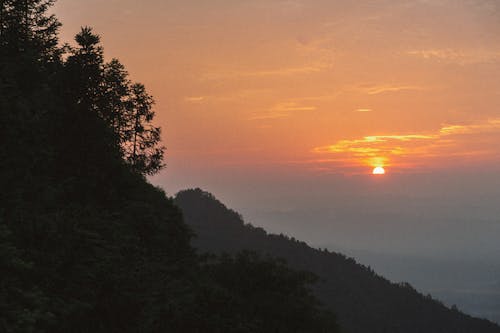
175, 188, 500, 333
1, 2, 338, 331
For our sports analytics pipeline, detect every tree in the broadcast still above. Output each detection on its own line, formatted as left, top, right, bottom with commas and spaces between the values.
0, 0, 60, 56
64, 27, 164, 176
0, 0, 62, 228
125, 83, 164, 175
101, 58, 131, 139
0, 224, 52, 332
65, 27, 104, 111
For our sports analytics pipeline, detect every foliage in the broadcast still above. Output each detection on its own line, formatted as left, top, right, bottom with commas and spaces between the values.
64, 26, 164, 176
0, 1, 338, 332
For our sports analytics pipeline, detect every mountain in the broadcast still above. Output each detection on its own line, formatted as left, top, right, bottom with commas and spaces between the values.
175, 188, 500, 333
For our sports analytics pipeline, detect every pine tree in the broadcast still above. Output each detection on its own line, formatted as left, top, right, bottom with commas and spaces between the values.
0, 0, 62, 224
0, 0, 60, 60
102, 58, 131, 140
64, 27, 164, 176
126, 83, 164, 175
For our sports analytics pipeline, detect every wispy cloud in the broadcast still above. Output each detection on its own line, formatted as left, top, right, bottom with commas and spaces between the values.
312, 119, 500, 171
407, 49, 500, 65
184, 96, 205, 103
183, 89, 271, 104
250, 102, 316, 120
355, 108, 373, 112
201, 62, 332, 81
359, 84, 424, 95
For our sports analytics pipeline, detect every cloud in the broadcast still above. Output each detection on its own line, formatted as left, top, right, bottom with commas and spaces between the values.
407, 49, 500, 65
183, 89, 271, 104
201, 62, 332, 81
250, 101, 316, 120
355, 108, 373, 112
249, 111, 290, 121
439, 120, 500, 135
360, 85, 424, 95
184, 96, 205, 103
312, 119, 500, 172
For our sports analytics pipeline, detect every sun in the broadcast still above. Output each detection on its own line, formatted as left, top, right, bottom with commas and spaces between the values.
372, 166, 385, 175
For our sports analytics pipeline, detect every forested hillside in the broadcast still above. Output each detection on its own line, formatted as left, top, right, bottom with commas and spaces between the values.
175, 188, 500, 333
0, 1, 338, 331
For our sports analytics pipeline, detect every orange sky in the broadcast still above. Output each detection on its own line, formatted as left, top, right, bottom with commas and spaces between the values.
51, 4, 500, 319
54, 0, 500, 177
49, 0, 500, 271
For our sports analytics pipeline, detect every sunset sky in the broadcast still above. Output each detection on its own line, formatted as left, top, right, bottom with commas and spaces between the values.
54, 0, 500, 258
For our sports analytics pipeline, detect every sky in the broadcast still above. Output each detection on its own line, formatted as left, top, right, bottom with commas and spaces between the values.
53, 0, 500, 260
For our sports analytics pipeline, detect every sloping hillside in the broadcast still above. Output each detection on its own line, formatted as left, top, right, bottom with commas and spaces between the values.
175, 188, 500, 333
0, 2, 338, 330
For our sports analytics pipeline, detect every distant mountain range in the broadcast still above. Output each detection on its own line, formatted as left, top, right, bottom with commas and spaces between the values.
175, 188, 500, 333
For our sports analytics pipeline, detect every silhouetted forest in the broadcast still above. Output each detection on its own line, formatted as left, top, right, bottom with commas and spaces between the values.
0, 1, 338, 331
175, 188, 500, 333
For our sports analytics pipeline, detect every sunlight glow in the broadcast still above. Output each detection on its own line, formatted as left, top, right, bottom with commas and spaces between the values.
312, 119, 500, 174
372, 166, 386, 175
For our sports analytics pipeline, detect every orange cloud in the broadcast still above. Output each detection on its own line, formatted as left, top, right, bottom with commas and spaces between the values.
185, 96, 205, 102
250, 102, 317, 120
312, 119, 500, 172
407, 49, 500, 65
363, 85, 423, 95
201, 62, 332, 81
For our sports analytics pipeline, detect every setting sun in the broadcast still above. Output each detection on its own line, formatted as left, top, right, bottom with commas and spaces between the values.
372, 166, 386, 175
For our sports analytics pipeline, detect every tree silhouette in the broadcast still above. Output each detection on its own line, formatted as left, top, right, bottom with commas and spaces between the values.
0, 0, 60, 59
0, 1, 342, 332
126, 83, 164, 175
64, 27, 164, 176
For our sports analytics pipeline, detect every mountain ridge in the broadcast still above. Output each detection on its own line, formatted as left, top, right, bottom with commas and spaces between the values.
175, 188, 500, 333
